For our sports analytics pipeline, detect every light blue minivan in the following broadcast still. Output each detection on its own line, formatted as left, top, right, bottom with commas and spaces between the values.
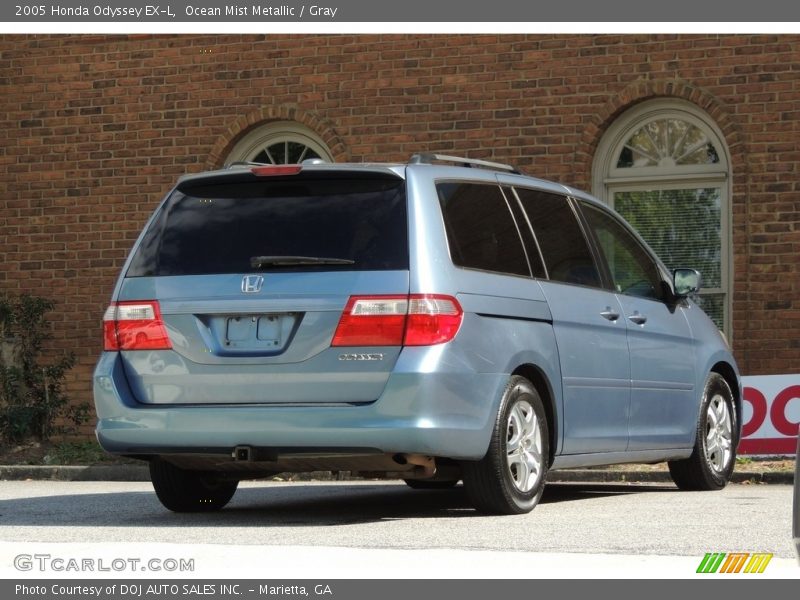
94, 154, 741, 514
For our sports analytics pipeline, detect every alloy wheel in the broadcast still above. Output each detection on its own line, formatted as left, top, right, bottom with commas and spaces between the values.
506, 399, 544, 493
704, 393, 733, 473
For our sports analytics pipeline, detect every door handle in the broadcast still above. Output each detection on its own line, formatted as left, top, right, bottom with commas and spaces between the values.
628, 312, 647, 325
600, 307, 620, 322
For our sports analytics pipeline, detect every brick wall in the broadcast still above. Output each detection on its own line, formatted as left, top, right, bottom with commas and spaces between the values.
0, 34, 798, 435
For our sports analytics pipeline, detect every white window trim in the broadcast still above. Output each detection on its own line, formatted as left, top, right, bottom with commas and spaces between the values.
226, 120, 334, 164
592, 99, 732, 337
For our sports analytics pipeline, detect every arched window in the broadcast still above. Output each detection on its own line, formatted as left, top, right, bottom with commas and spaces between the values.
226, 121, 333, 165
592, 100, 731, 336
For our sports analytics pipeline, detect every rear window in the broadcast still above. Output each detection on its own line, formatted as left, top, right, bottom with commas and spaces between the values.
127, 175, 408, 276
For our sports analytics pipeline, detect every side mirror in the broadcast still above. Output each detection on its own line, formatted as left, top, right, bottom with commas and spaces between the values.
673, 268, 702, 298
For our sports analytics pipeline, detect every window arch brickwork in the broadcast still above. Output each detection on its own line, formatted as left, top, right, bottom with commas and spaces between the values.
208, 106, 348, 169
226, 120, 334, 165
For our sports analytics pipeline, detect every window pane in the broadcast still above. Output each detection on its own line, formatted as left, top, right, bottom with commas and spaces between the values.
694, 293, 725, 330
253, 142, 322, 165
252, 150, 268, 164
616, 118, 720, 169
666, 119, 689, 156
614, 188, 721, 289
679, 143, 719, 165
614, 188, 724, 329
266, 142, 287, 164
515, 188, 601, 288
580, 203, 664, 301
437, 182, 530, 277
621, 129, 660, 168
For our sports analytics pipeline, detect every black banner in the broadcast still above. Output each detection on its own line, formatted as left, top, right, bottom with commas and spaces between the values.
4, 579, 798, 600
4, 0, 800, 22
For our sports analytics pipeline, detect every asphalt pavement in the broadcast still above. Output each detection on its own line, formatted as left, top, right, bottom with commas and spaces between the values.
0, 479, 796, 579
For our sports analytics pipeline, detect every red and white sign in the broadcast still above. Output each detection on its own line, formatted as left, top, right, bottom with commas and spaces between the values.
739, 374, 800, 455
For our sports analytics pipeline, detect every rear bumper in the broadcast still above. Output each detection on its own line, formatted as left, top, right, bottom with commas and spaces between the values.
93, 350, 506, 461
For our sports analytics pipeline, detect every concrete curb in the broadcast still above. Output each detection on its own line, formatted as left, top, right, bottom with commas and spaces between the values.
0, 465, 150, 481
546, 469, 794, 485
0, 464, 793, 485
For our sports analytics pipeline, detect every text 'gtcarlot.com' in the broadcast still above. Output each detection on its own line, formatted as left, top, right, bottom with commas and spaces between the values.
14, 553, 195, 572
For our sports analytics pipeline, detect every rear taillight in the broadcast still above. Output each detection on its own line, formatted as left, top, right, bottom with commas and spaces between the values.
404, 296, 464, 346
331, 294, 463, 347
103, 301, 172, 351
331, 296, 408, 346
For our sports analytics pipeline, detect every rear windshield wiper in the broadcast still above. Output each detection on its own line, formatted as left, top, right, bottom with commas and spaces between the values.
250, 255, 356, 268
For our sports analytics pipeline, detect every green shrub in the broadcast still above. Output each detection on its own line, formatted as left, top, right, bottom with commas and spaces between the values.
43, 440, 115, 465
0, 294, 88, 445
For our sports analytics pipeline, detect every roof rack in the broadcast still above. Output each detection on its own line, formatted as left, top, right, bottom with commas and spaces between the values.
409, 153, 519, 174
225, 158, 331, 170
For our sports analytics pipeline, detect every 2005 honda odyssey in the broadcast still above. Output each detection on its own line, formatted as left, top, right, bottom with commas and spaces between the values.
94, 153, 741, 514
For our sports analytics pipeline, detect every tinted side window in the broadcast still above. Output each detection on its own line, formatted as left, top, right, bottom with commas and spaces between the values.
437, 182, 530, 277
515, 188, 601, 288
502, 186, 547, 279
580, 202, 665, 301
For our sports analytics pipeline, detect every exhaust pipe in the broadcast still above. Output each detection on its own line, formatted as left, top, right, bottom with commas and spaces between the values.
393, 453, 436, 478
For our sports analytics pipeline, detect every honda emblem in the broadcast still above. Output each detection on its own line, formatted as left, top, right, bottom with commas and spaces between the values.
241, 275, 264, 294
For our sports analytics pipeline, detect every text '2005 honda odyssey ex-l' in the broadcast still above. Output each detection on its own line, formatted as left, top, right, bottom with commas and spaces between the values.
94, 153, 741, 514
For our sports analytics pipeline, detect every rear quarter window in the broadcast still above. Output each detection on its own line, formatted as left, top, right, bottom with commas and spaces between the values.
127, 175, 408, 276
437, 182, 530, 277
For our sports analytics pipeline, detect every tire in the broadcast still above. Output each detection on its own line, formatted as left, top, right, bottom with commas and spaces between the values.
149, 459, 238, 512
404, 479, 460, 490
668, 372, 737, 491
461, 376, 549, 514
